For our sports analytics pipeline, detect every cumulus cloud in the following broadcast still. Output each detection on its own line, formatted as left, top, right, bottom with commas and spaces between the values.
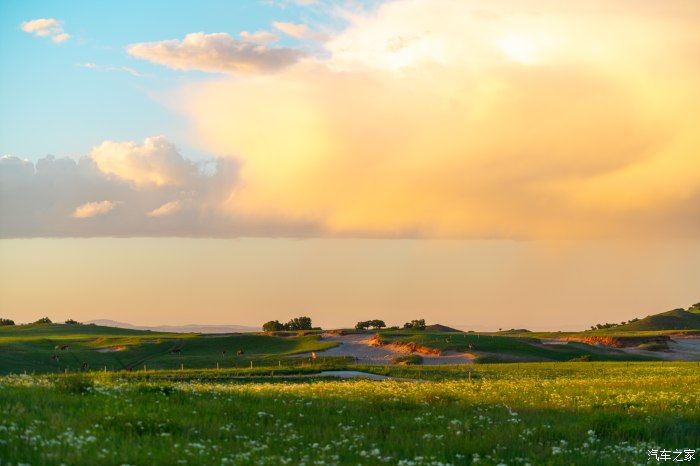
21, 18, 70, 43
240, 30, 279, 43
272, 21, 327, 41
90, 136, 198, 187
72, 201, 117, 218
127, 32, 305, 74
0, 138, 318, 237
177, 0, 700, 239
6, 0, 700, 239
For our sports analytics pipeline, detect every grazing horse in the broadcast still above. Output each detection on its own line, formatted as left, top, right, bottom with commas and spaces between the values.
171, 348, 182, 355
236, 349, 245, 356
55, 344, 69, 351
220, 350, 227, 357
50, 353, 59, 361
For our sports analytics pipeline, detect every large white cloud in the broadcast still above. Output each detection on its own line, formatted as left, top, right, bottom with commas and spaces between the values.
176, 0, 700, 239
127, 32, 305, 74
0, 138, 319, 237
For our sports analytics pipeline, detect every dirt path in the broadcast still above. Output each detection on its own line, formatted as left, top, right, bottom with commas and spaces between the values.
299, 333, 474, 365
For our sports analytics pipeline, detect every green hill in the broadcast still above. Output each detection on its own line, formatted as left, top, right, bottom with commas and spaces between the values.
0, 323, 336, 374
614, 308, 700, 332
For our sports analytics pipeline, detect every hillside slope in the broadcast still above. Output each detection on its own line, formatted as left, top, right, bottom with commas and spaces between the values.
614, 308, 700, 332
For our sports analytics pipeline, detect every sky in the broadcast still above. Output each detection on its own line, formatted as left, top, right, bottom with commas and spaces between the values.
1, 0, 699, 329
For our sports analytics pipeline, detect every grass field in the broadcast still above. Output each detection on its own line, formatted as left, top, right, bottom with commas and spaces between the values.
377, 331, 656, 363
0, 324, 337, 374
0, 362, 698, 465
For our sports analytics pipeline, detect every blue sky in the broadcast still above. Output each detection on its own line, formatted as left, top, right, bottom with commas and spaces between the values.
0, 0, 342, 162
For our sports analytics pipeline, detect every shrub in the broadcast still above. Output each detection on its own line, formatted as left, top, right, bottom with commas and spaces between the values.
262, 320, 285, 332
0, 318, 15, 326
355, 319, 386, 330
286, 316, 313, 331
403, 319, 426, 330
34, 317, 52, 324
569, 355, 592, 362
64, 319, 81, 325
263, 316, 314, 332
392, 354, 423, 365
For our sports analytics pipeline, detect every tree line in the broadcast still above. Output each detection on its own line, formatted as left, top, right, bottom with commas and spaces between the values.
0, 317, 82, 326
262, 316, 315, 332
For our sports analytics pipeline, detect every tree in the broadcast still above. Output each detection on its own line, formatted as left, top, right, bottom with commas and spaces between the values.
0, 318, 15, 326
262, 320, 285, 332
403, 319, 426, 330
355, 321, 370, 330
286, 316, 312, 331
34, 317, 52, 324
64, 319, 81, 325
369, 319, 386, 329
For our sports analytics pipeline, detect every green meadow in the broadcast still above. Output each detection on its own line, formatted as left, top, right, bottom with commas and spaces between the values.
0, 324, 336, 374
1, 362, 698, 465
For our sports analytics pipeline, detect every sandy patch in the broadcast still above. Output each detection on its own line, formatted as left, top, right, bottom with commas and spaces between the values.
297, 333, 474, 365
618, 337, 700, 361
96, 345, 126, 353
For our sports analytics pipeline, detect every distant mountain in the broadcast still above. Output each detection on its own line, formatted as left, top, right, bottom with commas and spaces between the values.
85, 319, 259, 334
614, 308, 700, 332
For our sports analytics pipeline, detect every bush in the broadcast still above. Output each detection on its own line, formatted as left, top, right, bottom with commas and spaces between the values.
569, 355, 592, 362
263, 316, 314, 332
392, 354, 423, 365
262, 320, 285, 332
34, 317, 52, 324
64, 319, 81, 325
286, 316, 313, 331
355, 319, 386, 330
0, 318, 15, 326
403, 319, 426, 330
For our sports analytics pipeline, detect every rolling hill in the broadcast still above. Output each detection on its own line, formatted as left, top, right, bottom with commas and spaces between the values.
613, 308, 700, 332
0, 323, 335, 374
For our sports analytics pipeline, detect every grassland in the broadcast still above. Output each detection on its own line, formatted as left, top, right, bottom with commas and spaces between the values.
0, 324, 337, 375
0, 362, 698, 465
377, 330, 656, 363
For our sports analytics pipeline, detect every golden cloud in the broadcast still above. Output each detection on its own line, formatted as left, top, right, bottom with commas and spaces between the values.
178, 0, 700, 238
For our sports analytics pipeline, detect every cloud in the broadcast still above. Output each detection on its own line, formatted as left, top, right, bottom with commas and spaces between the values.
127, 32, 305, 74
0, 138, 318, 237
148, 200, 182, 218
6, 0, 700, 239
21, 18, 70, 43
90, 136, 198, 187
72, 201, 117, 219
272, 21, 328, 41
77, 63, 145, 77
177, 0, 700, 239
240, 30, 279, 43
